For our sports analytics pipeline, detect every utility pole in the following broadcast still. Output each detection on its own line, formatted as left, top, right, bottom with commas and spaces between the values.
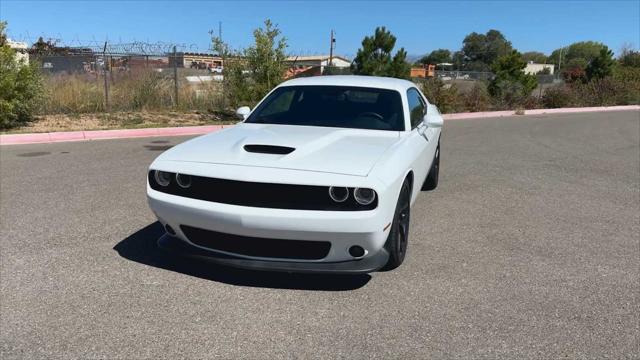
173, 45, 178, 107
558, 46, 563, 75
328, 29, 335, 71
102, 41, 109, 112
218, 21, 226, 109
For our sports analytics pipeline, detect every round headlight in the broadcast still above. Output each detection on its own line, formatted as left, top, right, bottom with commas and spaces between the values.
154, 170, 172, 186
176, 173, 192, 188
354, 187, 376, 205
328, 186, 349, 203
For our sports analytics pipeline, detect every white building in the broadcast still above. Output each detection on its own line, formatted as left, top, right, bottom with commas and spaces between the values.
286, 55, 351, 71
524, 62, 555, 75
7, 39, 29, 65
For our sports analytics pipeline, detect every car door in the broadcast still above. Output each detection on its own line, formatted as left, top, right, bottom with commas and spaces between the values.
405, 88, 433, 196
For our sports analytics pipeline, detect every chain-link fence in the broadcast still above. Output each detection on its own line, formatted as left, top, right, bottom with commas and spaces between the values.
34, 47, 225, 115
34, 48, 567, 115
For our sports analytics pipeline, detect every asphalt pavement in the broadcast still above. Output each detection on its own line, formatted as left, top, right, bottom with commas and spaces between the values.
1, 111, 638, 358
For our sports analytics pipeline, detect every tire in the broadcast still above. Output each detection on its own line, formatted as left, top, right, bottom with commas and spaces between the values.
422, 140, 440, 191
382, 177, 412, 271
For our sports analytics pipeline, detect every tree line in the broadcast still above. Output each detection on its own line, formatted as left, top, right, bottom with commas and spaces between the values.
1, 19, 639, 130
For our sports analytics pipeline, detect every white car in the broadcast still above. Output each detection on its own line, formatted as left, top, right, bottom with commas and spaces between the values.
209, 66, 223, 74
147, 75, 443, 273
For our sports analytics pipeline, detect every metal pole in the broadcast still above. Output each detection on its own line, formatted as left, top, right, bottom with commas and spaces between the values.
328, 29, 334, 74
219, 22, 226, 109
103, 41, 109, 112
173, 45, 178, 107
558, 47, 563, 75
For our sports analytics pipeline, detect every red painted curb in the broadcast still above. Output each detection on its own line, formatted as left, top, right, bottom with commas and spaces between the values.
1, 106, 638, 145
1, 125, 225, 145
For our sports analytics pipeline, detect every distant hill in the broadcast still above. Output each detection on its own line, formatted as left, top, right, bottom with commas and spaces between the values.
406, 54, 425, 64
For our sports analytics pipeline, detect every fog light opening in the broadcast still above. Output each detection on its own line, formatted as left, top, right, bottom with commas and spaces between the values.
164, 224, 176, 236
348, 245, 366, 259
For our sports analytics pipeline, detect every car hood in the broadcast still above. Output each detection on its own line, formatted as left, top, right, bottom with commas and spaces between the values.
158, 123, 400, 176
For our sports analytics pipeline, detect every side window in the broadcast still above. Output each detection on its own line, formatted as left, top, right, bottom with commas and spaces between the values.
407, 88, 426, 129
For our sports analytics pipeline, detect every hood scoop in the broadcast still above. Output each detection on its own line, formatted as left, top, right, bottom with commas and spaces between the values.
243, 144, 295, 155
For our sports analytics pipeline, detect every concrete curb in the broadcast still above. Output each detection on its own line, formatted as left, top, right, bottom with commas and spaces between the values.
442, 105, 640, 120
2, 105, 638, 145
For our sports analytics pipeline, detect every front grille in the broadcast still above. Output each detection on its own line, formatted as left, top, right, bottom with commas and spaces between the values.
148, 171, 377, 211
181, 225, 331, 260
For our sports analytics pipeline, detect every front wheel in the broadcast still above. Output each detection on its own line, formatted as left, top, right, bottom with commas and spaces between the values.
382, 178, 412, 271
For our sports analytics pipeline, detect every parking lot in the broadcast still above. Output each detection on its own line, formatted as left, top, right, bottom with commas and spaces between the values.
1, 111, 638, 358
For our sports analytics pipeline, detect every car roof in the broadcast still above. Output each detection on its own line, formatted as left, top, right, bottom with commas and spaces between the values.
279, 75, 418, 92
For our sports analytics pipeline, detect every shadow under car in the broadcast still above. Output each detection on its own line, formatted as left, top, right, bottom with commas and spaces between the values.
113, 222, 371, 291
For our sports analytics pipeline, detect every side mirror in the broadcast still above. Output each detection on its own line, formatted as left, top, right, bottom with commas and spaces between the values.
424, 105, 443, 128
235, 106, 251, 120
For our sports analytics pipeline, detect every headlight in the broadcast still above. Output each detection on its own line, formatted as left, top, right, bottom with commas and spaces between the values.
176, 173, 192, 188
154, 170, 172, 186
328, 186, 349, 203
354, 187, 376, 205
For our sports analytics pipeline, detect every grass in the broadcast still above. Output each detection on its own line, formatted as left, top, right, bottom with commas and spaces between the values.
39, 69, 225, 114
0, 68, 238, 134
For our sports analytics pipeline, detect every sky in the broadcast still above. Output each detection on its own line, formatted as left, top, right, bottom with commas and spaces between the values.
1, 0, 639, 58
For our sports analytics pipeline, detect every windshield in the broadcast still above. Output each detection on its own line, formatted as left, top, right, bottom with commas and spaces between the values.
245, 85, 405, 131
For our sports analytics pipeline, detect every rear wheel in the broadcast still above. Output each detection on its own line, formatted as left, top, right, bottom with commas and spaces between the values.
422, 141, 440, 191
382, 178, 412, 271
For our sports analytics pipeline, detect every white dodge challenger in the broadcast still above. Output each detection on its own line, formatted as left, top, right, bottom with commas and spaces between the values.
147, 75, 442, 273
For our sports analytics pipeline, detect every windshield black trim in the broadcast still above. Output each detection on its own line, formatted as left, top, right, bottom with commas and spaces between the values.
245, 85, 405, 131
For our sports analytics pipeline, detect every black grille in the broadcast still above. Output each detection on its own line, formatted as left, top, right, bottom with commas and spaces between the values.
181, 225, 331, 260
243, 144, 295, 154
148, 171, 377, 211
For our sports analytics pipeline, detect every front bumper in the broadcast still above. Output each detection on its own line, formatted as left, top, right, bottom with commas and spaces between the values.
158, 234, 389, 274
149, 188, 392, 264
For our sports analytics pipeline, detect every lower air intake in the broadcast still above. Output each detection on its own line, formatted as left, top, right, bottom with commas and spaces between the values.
180, 225, 331, 260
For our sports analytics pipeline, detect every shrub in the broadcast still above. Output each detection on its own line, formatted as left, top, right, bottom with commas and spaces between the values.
0, 22, 43, 129
542, 86, 576, 108
562, 66, 587, 83
420, 78, 462, 113
463, 83, 491, 112
489, 79, 531, 109
573, 77, 635, 106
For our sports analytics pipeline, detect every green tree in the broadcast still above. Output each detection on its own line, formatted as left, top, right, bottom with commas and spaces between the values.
30, 37, 55, 57
451, 50, 466, 70
488, 50, 537, 107
244, 19, 288, 97
522, 51, 548, 64
549, 41, 607, 71
417, 49, 451, 65
352, 27, 410, 79
461, 29, 512, 68
585, 46, 615, 81
212, 19, 288, 107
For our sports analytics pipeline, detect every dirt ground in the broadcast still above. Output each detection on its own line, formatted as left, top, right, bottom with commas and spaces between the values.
2, 111, 237, 134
